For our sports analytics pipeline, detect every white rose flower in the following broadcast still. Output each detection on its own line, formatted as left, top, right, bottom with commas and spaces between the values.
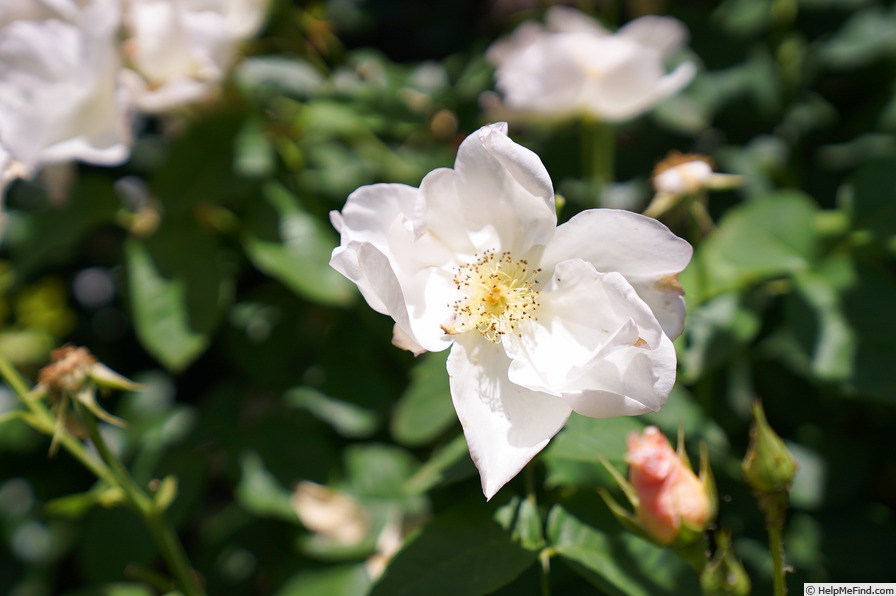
330, 123, 692, 499
0, 0, 133, 172
486, 7, 696, 123
121, 0, 268, 113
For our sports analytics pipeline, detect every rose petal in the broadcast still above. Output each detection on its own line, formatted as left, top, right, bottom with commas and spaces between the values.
618, 15, 690, 58
540, 209, 692, 339
504, 261, 674, 417
422, 123, 556, 256
448, 334, 572, 500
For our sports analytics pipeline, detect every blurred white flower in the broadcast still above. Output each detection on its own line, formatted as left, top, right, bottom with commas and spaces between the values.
121, 0, 268, 113
0, 0, 133, 173
331, 123, 692, 499
486, 7, 696, 123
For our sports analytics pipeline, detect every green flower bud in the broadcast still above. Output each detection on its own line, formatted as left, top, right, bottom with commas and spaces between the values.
741, 401, 798, 494
700, 530, 751, 596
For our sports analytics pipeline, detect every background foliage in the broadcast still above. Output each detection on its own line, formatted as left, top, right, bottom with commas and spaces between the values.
2, 0, 895, 594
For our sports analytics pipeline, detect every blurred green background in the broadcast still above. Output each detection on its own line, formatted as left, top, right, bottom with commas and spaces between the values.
1, 0, 895, 594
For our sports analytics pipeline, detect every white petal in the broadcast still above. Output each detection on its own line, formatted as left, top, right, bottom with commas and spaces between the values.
330, 241, 452, 353
492, 37, 585, 120
541, 209, 692, 339
421, 123, 556, 256
333, 182, 420, 256
448, 335, 571, 500
544, 6, 609, 36
0, 6, 131, 169
581, 43, 682, 122
652, 61, 697, 105
618, 15, 690, 58
332, 182, 461, 351
504, 261, 673, 418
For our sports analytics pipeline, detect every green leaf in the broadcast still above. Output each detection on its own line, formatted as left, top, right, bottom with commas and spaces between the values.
242, 182, 355, 306
345, 443, 418, 500
124, 224, 232, 372
78, 508, 157, 583
494, 496, 545, 551
150, 113, 259, 218
838, 159, 896, 241
391, 350, 457, 446
680, 292, 764, 383
546, 504, 700, 596
816, 6, 896, 68
235, 451, 299, 523
7, 175, 119, 276
369, 504, 537, 596
275, 564, 372, 596
686, 191, 818, 300
541, 416, 643, 488
66, 583, 156, 596
402, 433, 476, 496
285, 386, 379, 438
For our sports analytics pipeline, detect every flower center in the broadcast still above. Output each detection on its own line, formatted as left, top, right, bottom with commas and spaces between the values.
447, 250, 541, 343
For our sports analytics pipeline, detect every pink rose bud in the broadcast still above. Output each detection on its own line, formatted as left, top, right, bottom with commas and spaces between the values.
626, 426, 712, 546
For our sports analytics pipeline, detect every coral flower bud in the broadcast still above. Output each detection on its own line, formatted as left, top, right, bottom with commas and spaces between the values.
626, 426, 711, 546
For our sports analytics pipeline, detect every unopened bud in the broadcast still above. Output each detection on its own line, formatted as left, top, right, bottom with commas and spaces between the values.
700, 530, 751, 596
625, 426, 713, 546
741, 401, 798, 494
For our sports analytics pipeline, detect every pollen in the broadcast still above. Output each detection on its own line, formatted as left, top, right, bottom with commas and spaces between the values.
449, 250, 541, 343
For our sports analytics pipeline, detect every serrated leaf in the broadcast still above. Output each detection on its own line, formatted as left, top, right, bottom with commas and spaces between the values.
369, 504, 536, 596
391, 350, 456, 446
242, 182, 354, 306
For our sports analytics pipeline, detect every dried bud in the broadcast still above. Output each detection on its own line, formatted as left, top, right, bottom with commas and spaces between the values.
291, 481, 370, 546
625, 426, 713, 546
36, 345, 138, 454
651, 152, 742, 197
741, 401, 798, 494
38, 345, 97, 395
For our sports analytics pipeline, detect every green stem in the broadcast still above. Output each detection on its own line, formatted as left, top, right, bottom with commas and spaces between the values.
539, 548, 552, 596
769, 520, 786, 596
524, 465, 551, 596
0, 355, 205, 594
580, 118, 615, 207
77, 403, 206, 596
0, 355, 32, 397
760, 493, 789, 596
